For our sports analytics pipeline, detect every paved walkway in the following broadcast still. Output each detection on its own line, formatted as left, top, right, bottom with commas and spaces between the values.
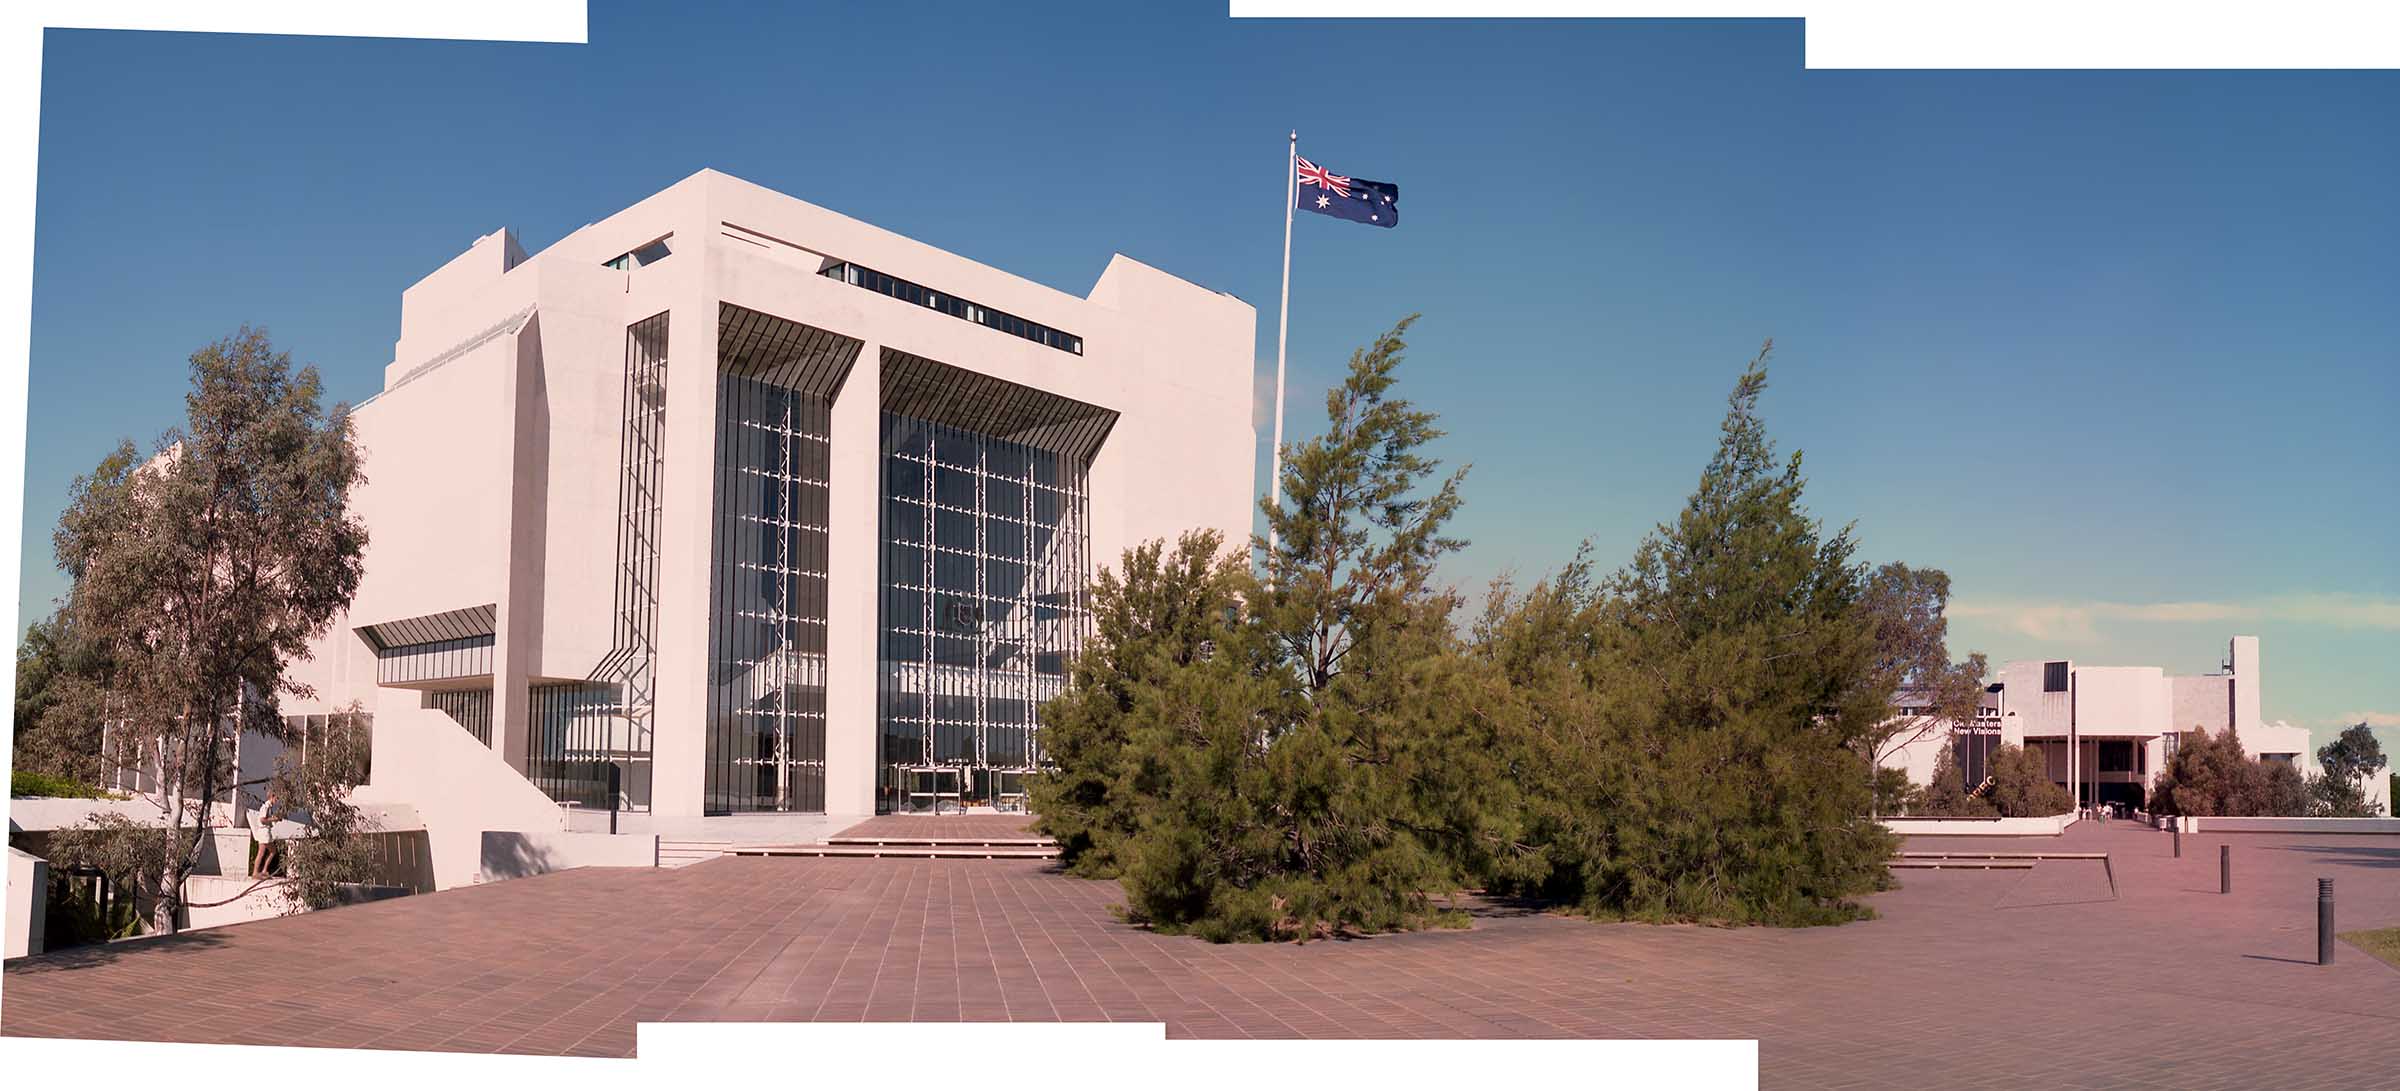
8, 823, 2400, 1086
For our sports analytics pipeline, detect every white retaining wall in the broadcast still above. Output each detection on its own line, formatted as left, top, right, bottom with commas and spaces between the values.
1880, 813, 2081, 837
478, 830, 659, 881
6, 847, 46, 958
2186, 816, 2400, 835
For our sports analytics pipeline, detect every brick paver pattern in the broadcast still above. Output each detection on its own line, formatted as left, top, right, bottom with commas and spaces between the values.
8, 822, 2400, 1086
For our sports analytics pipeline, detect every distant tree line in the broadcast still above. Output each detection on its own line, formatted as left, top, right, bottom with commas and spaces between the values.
2146, 721, 2386, 818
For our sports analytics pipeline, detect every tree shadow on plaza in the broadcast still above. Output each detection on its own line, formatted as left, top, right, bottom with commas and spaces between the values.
477, 831, 564, 880
2266, 844, 2400, 870
4, 925, 230, 975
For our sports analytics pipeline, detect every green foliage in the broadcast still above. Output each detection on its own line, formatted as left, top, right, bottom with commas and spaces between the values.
1040, 333, 1939, 937
1111, 315, 1506, 941
2309, 722, 2388, 818
1476, 343, 1897, 926
1916, 745, 1996, 817
269, 702, 381, 910
1038, 317, 1512, 941
10, 768, 110, 799
2149, 727, 2315, 817
48, 328, 370, 933
1871, 765, 1921, 816
45, 811, 170, 937
1986, 744, 2072, 817
44, 868, 146, 947
2257, 759, 2310, 818
1030, 530, 1250, 878
12, 605, 117, 783
1858, 563, 1987, 814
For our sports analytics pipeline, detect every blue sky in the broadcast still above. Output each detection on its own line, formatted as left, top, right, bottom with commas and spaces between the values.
21, 6, 2399, 751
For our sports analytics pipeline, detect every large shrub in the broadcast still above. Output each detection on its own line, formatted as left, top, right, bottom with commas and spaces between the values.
2149, 726, 2315, 817
1038, 317, 1516, 941
1474, 345, 1898, 925
1030, 530, 1251, 878
1986, 744, 2072, 817
1917, 746, 1996, 817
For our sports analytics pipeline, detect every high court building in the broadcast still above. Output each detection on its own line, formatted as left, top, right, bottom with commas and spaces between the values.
283, 170, 1255, 879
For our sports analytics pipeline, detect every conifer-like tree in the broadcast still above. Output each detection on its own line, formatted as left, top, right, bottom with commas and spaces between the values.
1049, 316, 1517, 941
1031, 530, 1251, 877
1481, 343, 1897, 925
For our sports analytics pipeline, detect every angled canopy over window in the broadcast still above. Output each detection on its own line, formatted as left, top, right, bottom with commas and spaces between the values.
718, 302, 861, 397
879, 349, 1117, 465
357, 604, 497, 651
358, 604, 498, 686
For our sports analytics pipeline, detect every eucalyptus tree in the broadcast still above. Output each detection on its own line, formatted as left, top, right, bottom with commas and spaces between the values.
51, 328, 368, 933
1858, 562, 1988, 815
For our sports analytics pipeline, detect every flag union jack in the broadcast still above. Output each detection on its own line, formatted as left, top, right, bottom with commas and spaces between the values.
1292, 153, 1398, 229
1295, 155, 1351, 198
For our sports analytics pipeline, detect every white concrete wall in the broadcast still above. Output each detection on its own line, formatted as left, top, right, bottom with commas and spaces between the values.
350, 702, 566, 890
2190, 816, 2400, 834
1877, 720, 1950, 787
1998, 658, 2073, 744
6, 847, 46, 958
2170, 674, 2232, 736
180, 874, 296, 931
478, 830, 658, 880
1881, 813, 2081, 837
2247, 719, 2315, 769
2069, 667, 2169, 737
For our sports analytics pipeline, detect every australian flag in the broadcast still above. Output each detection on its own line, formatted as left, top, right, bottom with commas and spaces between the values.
1295, 155, 1398, 228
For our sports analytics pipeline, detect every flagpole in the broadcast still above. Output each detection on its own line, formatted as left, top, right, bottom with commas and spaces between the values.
1269, 130, 1296, 561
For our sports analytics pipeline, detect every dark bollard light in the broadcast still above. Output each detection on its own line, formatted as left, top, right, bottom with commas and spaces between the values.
2319, 879, 2336, 966
2174, 826, 2182, 858
2220, 844, 2231, 894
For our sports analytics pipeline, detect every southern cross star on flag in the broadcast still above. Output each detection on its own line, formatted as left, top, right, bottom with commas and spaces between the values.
1295, 155, 1398, 228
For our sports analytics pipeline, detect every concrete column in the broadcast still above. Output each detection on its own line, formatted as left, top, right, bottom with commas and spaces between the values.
824, 343, 882, 818
649, 304, 720, 817
491, 316, 550, 774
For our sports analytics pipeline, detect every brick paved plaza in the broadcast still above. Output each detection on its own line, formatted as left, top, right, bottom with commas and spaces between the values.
8, 821, 2400, 1086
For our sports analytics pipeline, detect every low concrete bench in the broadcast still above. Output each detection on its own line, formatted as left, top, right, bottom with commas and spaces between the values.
1893, 851, 2115, 896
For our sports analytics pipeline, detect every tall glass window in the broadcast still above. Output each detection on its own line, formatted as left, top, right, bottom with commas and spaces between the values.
703, 305, 859, 814
877, 407, 1094, 812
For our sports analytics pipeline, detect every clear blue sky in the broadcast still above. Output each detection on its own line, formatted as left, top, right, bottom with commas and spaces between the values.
22, 6, 2399, 751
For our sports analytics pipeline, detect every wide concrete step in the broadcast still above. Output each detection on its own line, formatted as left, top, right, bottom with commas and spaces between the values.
824, 836, 1057, 848
1889, 859, 2037, 870
728, 842, 1058, 860
658, 840, 732, 869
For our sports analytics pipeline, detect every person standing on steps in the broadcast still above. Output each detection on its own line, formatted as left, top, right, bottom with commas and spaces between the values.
249, 791, 287, 876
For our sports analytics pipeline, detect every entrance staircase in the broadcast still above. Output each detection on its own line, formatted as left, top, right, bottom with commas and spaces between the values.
659, 815, 1058, 866
727, 833, 1058, 860
659, 840, 733, 869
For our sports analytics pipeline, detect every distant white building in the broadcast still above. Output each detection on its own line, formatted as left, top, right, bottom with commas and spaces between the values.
1882, 636, 2365, 812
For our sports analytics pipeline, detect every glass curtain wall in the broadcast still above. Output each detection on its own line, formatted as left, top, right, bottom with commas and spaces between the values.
704, 305, 860, 813
875, 352, 1111, 813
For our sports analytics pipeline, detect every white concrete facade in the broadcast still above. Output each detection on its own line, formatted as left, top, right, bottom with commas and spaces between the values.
1881, 636, 2339, 812
280, 170, 1255, 885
